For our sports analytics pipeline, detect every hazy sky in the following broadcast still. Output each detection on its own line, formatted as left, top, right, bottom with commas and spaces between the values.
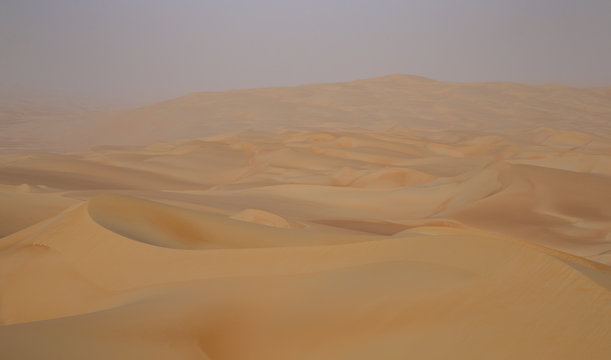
1, 0, 610, 105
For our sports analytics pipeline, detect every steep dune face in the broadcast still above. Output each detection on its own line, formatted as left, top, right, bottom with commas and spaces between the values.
0, 196, 609, 359
0, 185, 78, 237
448, 164, 611, 263
88, 194, 367, 249
0, 127, 609, 260
1, 76, 611, 359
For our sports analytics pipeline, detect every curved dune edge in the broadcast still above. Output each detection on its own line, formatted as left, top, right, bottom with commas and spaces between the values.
1, 122, 610, 359
229, 208, 291, 228
0, 186, 79, 238
87, 194, 372, 249
0, 207, 610, 358
2, 126, 609, 262
0, 192, 609, 325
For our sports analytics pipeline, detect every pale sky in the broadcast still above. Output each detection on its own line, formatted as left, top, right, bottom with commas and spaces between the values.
1, 0, 610, 105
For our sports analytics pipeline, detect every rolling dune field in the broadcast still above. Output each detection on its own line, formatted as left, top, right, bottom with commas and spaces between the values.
1, 76, 610, 359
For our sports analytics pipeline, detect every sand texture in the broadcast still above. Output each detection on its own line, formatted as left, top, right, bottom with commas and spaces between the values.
1, 76, 610, 359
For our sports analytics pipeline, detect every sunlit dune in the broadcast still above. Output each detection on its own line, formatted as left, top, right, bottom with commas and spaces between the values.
1, 76, 610, 359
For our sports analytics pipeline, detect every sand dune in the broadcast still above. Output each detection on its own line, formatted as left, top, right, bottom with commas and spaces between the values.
2, 75, 611, 152
230, 208, 291, 228
0, 196, 609, 359
1, 76, 610, 359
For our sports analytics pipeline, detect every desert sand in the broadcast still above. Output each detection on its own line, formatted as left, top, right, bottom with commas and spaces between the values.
1, 75, 610, 359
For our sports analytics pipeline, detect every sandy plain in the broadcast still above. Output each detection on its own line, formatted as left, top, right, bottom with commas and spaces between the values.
0, 75, 610, 359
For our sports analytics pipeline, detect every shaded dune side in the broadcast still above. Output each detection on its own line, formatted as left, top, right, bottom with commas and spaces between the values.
0, 154, 203, 191
87, 194, 371, 249
0, 188, 78, 237
349, 167, 435, 188
447, 164, 611, 262
211, 159, 611, 263
231, 160, 513, 221
0, 189, 609, 332
0, 222, 610, 359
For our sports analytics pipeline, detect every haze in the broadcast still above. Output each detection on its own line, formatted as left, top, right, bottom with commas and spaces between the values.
2, 1, 611, 359
2, 0, 610, 106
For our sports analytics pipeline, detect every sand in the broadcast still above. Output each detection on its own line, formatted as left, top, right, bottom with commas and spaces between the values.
1, 75, 610, 359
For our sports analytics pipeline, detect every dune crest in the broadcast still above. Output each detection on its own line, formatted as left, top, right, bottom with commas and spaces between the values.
230, 208, 291, 228
1, 76, 611, 359
2, 75, 611, 152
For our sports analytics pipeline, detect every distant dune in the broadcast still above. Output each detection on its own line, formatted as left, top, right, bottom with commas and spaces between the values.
1, 76, 610, 359
2, 74, 611, 152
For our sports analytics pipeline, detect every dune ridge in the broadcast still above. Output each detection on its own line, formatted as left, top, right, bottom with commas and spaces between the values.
2, 75, 611, 152
1, 76, 611, 359
0, 193, 609, 359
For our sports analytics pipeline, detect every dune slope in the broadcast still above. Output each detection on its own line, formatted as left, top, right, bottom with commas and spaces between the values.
2, 74, 611, 151
1, 76, 611, 359
0, 195, 609, 359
